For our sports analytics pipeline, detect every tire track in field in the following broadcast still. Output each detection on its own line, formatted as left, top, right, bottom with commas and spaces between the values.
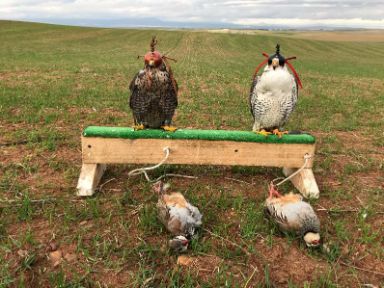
175, 32, 201, 76
207, 34, 226, 59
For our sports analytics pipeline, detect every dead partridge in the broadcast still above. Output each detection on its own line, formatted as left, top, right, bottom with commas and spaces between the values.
265, 184, 320, 247
153, 181, 202, 252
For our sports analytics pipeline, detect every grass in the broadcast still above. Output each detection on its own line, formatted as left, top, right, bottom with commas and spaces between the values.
1, 20, 384, 287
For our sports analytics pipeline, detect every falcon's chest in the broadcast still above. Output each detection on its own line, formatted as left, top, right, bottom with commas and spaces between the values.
256, 69, 294, 100
135, 69, 171, 91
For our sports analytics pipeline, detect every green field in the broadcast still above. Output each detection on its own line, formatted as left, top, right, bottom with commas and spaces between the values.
0, 20, 383, 287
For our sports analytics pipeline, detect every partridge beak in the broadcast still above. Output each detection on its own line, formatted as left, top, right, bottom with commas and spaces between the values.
272, 58, 279, 69
312, 239, 320, 246
306, 239, 320, 247
148, 59, 155, 66
182, 240, 189, 245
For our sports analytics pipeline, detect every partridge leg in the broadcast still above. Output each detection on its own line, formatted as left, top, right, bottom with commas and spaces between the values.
269, 184, 282, 199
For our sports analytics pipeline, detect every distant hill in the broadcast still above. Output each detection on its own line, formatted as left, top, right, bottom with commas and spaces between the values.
6, 17, 378, 31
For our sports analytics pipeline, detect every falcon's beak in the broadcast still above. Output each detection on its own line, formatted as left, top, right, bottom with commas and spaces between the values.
272, 58, 279, 69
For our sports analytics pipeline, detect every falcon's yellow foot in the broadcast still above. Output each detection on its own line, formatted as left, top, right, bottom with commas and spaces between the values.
133, 124, 145, 131
254, 129, 272, 137
272, 129, 288, 138
161, 125, 177, 132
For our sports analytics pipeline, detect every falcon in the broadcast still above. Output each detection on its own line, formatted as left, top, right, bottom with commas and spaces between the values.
249, 44, 302, 137
129, 36, 178, 131
265, 184, 321, 247
153, 181, 202, 253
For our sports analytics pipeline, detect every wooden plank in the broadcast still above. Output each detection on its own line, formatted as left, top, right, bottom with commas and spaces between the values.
76, 163, 107, 196
282, 167, 320, 199
82, 137, 315, 168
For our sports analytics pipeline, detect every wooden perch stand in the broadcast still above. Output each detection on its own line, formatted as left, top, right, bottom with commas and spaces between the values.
77, 127, 320, 198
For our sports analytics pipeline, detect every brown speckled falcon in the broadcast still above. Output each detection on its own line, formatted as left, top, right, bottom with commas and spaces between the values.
129, 36, 178, 131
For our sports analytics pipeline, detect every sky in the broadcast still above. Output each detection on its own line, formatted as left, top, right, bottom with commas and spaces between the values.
1, 0, 384, 29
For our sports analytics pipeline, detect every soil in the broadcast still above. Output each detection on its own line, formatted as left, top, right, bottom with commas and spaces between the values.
1, 127, 383, 287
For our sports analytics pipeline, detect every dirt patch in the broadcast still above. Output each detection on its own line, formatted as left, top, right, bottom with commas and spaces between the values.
1, 127, 384, 286
266, 242, 327, 285
177, 254, 223, 280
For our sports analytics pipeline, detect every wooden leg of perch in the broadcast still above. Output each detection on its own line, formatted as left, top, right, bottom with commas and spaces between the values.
282, 167, 319, 199
76, 163, 106, 196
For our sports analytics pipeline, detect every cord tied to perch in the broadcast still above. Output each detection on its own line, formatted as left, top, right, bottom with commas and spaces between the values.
128, 147, 171, 182
269, 153, 312, 193
127, 147, 198, 182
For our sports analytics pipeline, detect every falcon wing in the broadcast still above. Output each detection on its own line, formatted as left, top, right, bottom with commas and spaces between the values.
250, 76, 270, 123
129, 71, 141, 109
129, 70, 151, 124
164, 62, 178, 95
129, 72, 139, 93
158, 67, 178, 123
249, 76, 259, 118
280, 76, 298, 125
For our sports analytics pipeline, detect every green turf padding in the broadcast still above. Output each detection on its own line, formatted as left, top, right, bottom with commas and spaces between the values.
83, 126, 315, 144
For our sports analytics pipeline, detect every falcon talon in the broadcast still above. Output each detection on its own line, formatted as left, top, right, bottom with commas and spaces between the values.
133, 124, 145, 131
272, 129, 288, 138
255, 129, 272, 137
161, 125, 178, 132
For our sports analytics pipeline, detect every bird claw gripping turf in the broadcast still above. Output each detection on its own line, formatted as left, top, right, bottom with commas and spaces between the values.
254, 129, 272, 137
161, 125, 178, 132
133, 124, 145, 131
272, 129, 288, 138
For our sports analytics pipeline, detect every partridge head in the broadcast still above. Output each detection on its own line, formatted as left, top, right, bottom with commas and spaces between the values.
169, 235, 189, 253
